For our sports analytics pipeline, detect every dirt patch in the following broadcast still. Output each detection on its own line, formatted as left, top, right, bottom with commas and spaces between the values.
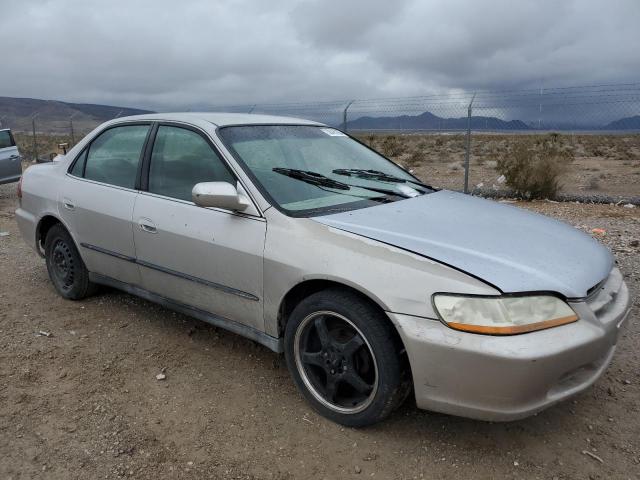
1, 183, 639, 479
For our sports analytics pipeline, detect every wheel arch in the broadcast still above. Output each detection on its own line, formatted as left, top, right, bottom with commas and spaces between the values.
35, 214, 75, 257
277, 279, 392, 338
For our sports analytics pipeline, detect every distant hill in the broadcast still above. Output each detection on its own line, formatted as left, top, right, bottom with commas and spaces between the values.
0, 96, 153, 133
604, 115, 640, 130
347, 111, 531, 131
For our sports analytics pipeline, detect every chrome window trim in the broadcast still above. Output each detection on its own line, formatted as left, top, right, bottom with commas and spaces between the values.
64, 172, 140, 194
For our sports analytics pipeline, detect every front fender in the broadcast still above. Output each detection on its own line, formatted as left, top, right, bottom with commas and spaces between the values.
263, 211, 499, 337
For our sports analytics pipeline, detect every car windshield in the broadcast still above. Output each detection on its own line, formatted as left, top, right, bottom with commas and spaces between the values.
218, 125, 432, 216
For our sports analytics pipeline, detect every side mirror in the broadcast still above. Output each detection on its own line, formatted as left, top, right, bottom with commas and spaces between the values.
192, 182, 250, 211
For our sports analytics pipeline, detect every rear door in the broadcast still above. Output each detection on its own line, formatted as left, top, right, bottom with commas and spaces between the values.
62, 123, 151, 285
0, 129, 21, 184
132, 123, 266, 331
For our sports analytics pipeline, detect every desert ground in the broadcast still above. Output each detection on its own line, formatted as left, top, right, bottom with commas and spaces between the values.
0, 163, 639, 479
353, 132, 640, 199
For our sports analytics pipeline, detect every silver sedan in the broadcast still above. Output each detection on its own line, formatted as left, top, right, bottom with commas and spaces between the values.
15, 113, 631, 426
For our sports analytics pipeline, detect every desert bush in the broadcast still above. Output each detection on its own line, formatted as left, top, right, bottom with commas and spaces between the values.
380, 135, 404, 157
496, 134, 573, 199
586, 176, 601, 190
405, 150, 424, 166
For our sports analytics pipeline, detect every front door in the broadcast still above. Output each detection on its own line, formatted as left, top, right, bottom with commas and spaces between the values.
61, 124, 151, 285
132, 124, 266, 331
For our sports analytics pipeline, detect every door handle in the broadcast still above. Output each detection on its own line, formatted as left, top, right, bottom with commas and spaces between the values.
10, 155, 19, 159
62, 198, 75, 210
138, 218, 157, 234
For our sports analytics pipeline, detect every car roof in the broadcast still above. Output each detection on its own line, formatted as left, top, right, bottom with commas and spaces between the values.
113, 112, 325, 127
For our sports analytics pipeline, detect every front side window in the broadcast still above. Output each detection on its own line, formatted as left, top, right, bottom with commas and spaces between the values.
83, 125, 149, 188
148, 126, 235, 202
218, 125, 430, 216
0, 130, 15, 149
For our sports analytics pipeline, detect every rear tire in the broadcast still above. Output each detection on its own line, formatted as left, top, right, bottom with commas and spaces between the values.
44, 224, 96, 300
284, 288, 409, 427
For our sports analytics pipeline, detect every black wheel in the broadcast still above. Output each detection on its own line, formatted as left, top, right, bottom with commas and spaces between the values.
284, 289, 409, 427
44, 224, 96, 300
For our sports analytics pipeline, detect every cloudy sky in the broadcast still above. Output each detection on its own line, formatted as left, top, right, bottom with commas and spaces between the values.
1, 0, 639, 110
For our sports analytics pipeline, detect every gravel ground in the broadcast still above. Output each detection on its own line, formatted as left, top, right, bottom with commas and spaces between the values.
0, 181, 638, 480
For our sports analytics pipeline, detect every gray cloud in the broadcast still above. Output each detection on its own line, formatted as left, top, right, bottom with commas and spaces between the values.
1, 0, 638, 110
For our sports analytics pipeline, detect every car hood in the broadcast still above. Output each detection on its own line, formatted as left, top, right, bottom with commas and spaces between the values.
312, 191, 613, 298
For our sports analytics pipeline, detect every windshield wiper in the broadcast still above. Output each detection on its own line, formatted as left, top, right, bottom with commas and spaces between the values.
332, 168, 434, 191
272, 168, 413, 198
273, 168, 351, 190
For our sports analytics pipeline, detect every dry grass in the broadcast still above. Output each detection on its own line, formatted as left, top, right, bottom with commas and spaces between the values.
14, 133, 76, 161
353, 132, 640, 197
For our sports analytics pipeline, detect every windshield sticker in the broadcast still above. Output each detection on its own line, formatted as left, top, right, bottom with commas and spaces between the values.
320, 128, 347, 137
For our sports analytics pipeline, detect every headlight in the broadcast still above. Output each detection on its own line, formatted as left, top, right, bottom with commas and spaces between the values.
432, 294, 578, 335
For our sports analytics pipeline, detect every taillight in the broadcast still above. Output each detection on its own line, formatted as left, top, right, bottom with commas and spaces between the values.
17, 176, 23, 199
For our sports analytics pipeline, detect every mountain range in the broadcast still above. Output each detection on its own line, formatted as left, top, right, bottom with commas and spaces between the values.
0, 97, 152, 133
604, 115, 640, 130
346, 111, 530, 131
1, 96, 639, 133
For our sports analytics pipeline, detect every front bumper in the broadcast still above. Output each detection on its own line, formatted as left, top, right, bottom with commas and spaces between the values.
388, 273, 631, 421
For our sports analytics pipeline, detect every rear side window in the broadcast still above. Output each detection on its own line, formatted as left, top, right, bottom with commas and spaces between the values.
83, 125, 149, 189
0, 130, 15, 149
148, 126, 235, 201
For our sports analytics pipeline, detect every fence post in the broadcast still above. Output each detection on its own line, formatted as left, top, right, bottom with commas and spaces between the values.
342, 100, 355, 132
69, 113, 77, 146
31, 113, 39, 162
463, 93, 476, 194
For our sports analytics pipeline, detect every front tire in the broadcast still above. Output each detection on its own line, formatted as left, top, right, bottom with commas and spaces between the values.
284, 289, 408, 427
44, 224, 96, 300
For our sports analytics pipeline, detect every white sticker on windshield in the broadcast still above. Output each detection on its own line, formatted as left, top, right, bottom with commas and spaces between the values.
320, 128, 347, 137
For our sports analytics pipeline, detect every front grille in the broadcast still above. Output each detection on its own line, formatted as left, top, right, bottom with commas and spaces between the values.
586, 268, 623, 318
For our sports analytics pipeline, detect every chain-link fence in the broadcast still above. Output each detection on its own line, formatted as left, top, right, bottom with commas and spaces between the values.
214, 84, 640, 200
6, 83, 639, 200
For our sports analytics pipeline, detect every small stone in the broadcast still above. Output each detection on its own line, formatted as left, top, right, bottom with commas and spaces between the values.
156, 373, 166, 381
630, 240, 639, 247
354, 466, 362, 474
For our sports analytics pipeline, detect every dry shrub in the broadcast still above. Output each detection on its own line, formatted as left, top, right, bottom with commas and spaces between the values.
406, 150, 424, 166
496, 134, 573, 199
380, 135, 404, 157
